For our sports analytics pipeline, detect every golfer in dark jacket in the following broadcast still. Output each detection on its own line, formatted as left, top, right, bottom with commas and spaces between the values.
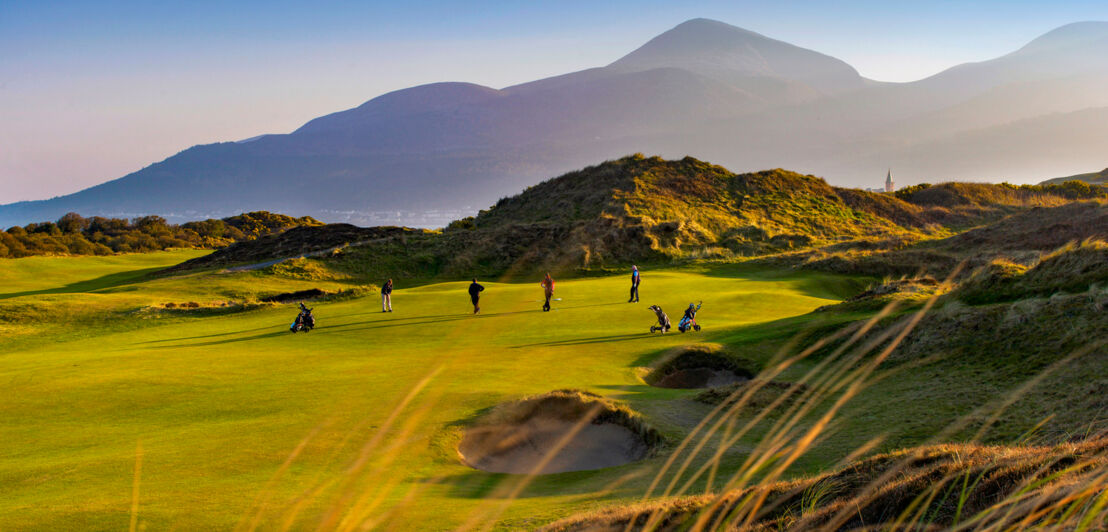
540, 273, 555, 312
468, 278, 485, 314
381, 279, 393, 312
629, 265, 640, 303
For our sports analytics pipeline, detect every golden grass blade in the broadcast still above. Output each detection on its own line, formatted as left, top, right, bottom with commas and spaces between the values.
129, 439, 143, 532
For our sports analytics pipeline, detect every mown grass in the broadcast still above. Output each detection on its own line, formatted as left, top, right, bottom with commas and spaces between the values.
3, 240, 1104, 531
0, 253, 857, 530
0, 250, 367, 350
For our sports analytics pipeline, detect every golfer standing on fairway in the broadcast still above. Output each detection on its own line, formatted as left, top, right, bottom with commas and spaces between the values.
469, 278, 484, 314
540, 272, 555, 312
629, 265, 640, 303
381, 279, 393, 312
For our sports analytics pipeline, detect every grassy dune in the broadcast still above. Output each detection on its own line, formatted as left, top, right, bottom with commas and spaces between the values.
0, 253, 863, 530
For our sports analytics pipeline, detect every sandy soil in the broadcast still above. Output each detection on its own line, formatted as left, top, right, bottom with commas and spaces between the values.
459, 416, 649, 474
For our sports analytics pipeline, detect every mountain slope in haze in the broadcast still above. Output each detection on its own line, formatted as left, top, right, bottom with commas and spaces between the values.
3, 19, 1108, 228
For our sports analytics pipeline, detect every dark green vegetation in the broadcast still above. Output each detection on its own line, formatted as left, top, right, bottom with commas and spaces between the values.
0, 211, 320, 258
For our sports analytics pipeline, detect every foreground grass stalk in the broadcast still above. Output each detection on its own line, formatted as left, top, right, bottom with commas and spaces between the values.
129, 440, 143, 532
312, 366, 444, 532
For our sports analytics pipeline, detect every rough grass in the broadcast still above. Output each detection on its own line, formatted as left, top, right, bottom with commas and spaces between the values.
795, 199, 1108, 279
796, 240, 1108, 442
162, 156, 1106, 280
953, 239, 1108, 304
695, 381, 808, 410
543, 437, 1108, 531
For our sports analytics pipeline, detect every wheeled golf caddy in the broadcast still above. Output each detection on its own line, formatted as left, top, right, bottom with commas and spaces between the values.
678, 301, 702, 333
648, 305, 671, 333
290, 302, 315, 333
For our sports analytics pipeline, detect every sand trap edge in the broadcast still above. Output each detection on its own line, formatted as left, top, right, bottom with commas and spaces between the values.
645, 344, 758, 389
457, 389, 665, 474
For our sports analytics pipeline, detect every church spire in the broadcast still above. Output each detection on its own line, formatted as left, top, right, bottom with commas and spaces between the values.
885, 168, 894, 192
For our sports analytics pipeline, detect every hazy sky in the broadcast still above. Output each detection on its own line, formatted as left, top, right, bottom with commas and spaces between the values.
3, 0, 1108, 202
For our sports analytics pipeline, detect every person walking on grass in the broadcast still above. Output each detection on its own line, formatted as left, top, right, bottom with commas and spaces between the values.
540, 272, 555, 312
629, 265, 640, 303
381, 279, 393, 313
468, 278, 485, 314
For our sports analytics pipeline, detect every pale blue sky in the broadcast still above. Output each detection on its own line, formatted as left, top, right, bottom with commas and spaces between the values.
3, 0, 1107, 201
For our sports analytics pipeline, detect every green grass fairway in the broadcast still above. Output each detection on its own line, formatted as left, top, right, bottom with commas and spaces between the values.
0, 254, 865, 530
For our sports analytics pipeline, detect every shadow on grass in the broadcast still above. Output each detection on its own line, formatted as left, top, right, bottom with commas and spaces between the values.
622, 312, 848, 368
135, 323, 282, 344
150, 330, 288, 349
321, 302, 625, 334
511, 333, 656, 349
0, 266, 163, 300
427, 462, 654, 500
137, 307, 547, 347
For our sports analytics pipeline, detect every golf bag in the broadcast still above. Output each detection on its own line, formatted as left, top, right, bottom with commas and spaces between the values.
678, 301, 702, 333
290, 303, 315, 333
648, 305, 671, 333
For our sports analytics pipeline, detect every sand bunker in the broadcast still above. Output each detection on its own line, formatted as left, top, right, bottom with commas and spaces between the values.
458, 390, 661, 474
647, 344, 756, 389
653, 367, 748, 389
259, 288, 326, 303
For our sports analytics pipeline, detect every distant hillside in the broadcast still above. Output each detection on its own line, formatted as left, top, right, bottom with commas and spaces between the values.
0, 211, 320, 259
159, 225, 430, 274
455, 155, 928, 272
164, 155, 1107, 278
1040, 167, 1108, 185
3, 19, 1108, 227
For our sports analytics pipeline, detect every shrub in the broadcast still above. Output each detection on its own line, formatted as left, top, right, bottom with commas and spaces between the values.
1, 211, 320, 259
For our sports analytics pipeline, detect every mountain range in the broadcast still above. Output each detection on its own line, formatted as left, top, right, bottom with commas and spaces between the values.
2, 18, 1107, 228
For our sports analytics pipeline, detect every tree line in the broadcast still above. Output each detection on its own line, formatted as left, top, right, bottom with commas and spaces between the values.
0, 211, 321, 258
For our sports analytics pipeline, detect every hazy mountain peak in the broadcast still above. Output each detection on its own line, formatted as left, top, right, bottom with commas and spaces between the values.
649, 17, 765, 44
608, 18, 865, 93
1016, 21, 1108, 54
4, 18, 1108, 229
